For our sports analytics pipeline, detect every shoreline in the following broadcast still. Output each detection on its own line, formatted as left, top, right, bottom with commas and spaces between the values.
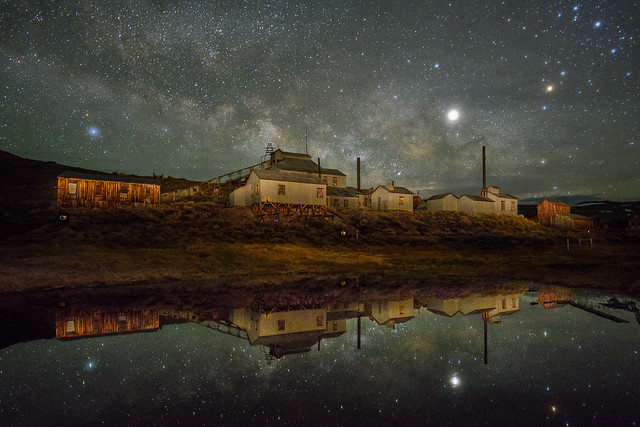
2, 240, 639, 294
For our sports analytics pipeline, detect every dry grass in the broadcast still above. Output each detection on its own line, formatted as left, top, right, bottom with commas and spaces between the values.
1, 204, 639, 293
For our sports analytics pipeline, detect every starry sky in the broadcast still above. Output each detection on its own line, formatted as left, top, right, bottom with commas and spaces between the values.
1, 1, 638, 199
1, 291, 639, 425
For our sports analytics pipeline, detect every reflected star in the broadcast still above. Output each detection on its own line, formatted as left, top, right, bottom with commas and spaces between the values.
87, 127, 101, 137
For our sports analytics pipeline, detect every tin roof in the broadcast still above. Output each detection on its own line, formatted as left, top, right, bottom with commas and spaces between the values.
327, 186, 360, 197
374, 185, 414, 195
253, 169, 325, 184
460, 194, 494, 202
426, 192, 457, 201
58, 171, 159, 185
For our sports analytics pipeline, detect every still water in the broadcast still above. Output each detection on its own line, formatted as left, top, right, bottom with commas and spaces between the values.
1, 283, 638, 425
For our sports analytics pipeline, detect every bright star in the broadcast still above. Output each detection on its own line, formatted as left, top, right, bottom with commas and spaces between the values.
449, 374, 461, 387
447, 109, 460, 121
546, 85, 554, 92
87, 127, 100, 137
594, 21, 602, 28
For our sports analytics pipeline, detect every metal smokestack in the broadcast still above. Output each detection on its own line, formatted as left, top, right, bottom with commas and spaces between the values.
318, 157, 322, 178
357, 157, 361, 191
481, 145, 488, 198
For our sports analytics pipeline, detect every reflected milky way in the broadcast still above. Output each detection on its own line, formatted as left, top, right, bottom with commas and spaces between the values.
1, 284, 638, 425
1, 1, 639, 198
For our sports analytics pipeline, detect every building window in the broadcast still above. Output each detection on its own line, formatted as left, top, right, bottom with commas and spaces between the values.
317, 188, 324, 198
332, 177, 338, 186
334, 199, 339, 207
277, 320, 285, 331
512, 297, 517, 308
278, 185, 285, 195
502, 299, 507, 309
511, 201, 516, 211
68, 182, 77, 195
316, 315, 324, 327
332, 321, 338, 331
399, 196, 405, 205
501, 200, 506, 210
120, 187, 128, 200
399, 305, 405, 315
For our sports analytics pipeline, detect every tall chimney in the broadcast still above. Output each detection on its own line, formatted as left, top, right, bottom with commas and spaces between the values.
481, 145, 488, 198
318, 157, 322, 178
357, 157, 361, 191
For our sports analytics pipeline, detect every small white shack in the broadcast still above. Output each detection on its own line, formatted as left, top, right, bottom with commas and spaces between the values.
229, 169, 326, 207
458, 194, 495, 215
371, 182, 414, 212
327, 187, 365, 209
426, 193, 458, 212
486, 186, 518, 215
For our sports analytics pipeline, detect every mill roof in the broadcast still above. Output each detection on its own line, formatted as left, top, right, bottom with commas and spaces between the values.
541, 198, 569, 206
253, 169, 325, 184
58, 171, 159, 185
272, 158, 346, 176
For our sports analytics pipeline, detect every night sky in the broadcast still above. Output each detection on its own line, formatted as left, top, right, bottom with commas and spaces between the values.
1, 1, 638, 199
1, 292, 639, 425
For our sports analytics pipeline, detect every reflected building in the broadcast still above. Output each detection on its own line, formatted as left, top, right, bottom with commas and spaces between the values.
426, 292, 522, 323
55, 308, 159, 339
367, 298, 415, 328
229, 306, 346, 359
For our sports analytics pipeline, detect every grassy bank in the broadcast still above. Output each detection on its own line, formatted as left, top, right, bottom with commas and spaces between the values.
1, 203, 639, 293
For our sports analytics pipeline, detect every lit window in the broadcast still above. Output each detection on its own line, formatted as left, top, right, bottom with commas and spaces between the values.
332, 177, 337, 186
317, 188, 324, 198
68, 182, 77, 195
316, 315, 324, 327
399, 196, 405, 205
278, 185, 285, 195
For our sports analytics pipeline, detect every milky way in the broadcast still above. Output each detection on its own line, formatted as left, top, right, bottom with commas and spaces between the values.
1, 1, 638, 199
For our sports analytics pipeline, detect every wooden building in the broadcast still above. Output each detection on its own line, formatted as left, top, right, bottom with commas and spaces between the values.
327, 186, 364, 209
229, 169, 326, 212
426, 193, 458, 212
367, 298, 415, 328
553, 213, 594, 231
458, 194, 495, 215
486, 186, 518, 215
56, 308, 159, 339
537, 198, 570, 226
269, 149, 347, 188
57, 171, 160, 209
371, 182, 414, 212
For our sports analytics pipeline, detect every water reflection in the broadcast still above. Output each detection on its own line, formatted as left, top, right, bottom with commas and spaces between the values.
1, 282, 638, 425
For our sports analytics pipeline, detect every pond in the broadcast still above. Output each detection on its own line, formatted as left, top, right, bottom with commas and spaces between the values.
1, 282, 638, 425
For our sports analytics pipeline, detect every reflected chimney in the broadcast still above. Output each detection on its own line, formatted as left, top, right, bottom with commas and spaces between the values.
357, 157, 361, 191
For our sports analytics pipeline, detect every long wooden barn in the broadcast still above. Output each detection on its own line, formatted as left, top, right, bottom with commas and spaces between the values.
57, 171, 160, 208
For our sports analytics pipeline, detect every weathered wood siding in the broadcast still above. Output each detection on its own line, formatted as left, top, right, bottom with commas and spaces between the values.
56, 309, 159, 338
426, 194, 458, 212
537, 199, 570, 226
57, 176, 160, 208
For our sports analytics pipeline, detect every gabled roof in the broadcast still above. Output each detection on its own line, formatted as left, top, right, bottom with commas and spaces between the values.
460, 194, 494, 202
499, 193, 518, 200
58, 171, 159, 185
373, 185, 414, 195
253, 169, 325, 184
272, 158, 346, 176
327, 186, 361, 197
542, 198, 569, 206
427, 192, 457, 201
